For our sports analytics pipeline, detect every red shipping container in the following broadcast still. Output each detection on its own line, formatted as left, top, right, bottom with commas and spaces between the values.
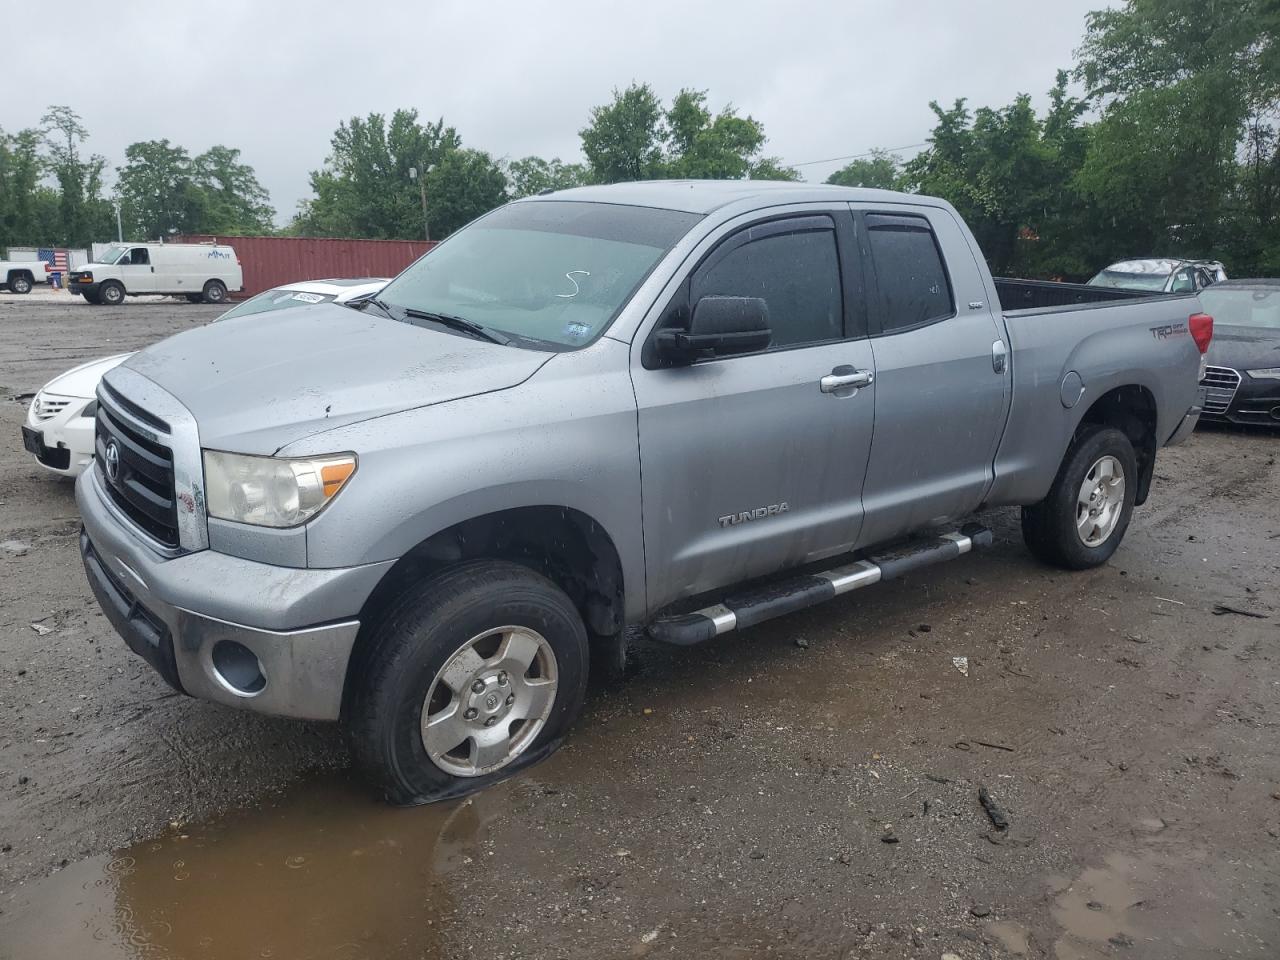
174, 235, 436, 299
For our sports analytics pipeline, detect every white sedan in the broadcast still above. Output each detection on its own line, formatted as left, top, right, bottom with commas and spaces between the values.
21, 278, 387, 477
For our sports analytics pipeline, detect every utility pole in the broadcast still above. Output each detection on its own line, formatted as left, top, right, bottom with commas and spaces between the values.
113, 201, 123, 241
409, 166, 430, 242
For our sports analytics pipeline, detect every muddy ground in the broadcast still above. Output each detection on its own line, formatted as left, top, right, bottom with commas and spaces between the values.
1, 297, 1278, 959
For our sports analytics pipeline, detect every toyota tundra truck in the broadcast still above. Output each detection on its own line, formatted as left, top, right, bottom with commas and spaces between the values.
76, 181, 1210, 803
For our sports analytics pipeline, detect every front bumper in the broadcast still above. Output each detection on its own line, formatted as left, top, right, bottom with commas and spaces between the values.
1205, 378, 1280, 428
76, 466, 394, 721
24, 398, 95, 476
69, 281, 98, 296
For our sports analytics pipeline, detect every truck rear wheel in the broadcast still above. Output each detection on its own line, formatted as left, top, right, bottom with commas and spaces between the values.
344, 560, 589, 805
99, 281, 125, 305
202, 280, 228, 304
8, 273, 32, 294
1021, 425, 1137, 569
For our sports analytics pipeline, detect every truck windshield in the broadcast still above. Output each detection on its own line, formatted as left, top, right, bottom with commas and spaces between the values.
1198, 287, 1280, 329
1087, 269, 1169, 291
377, 201, 702, 349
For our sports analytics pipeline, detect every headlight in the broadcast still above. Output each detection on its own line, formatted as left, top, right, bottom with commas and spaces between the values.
203, 450, 356, 527
81, 399, 97, 419
1246, 367, 1280, 380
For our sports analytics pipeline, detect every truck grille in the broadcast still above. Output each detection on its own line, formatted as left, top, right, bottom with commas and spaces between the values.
1200, 365, 1241, 415
95, 390, 180, 548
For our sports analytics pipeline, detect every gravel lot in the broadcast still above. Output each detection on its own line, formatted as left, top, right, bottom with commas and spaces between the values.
1, 296, 1279, 959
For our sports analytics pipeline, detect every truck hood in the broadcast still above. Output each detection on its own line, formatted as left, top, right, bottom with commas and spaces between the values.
1205, 325, 1280, 373
119, 303, 553, 454
42, 352, 132, 399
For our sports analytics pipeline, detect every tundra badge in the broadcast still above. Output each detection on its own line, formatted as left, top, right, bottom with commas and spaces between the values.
718, 502, 790, 527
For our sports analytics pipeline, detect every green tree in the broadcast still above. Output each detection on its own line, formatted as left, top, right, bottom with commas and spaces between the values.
192, 145, 274, 234
579, 84, 798, 184
826, 149, 902, 189
1076, 0, 1280, 272
748, 157, 802, 181
506, 156, 588, 198
903, 73, 1094, 278
665, 89, 765, 179
423, 148, 509, 237
295, 109, 461, 238
0, 127, 48, 249
116, 139, 204, 239
580, 83, 667, 183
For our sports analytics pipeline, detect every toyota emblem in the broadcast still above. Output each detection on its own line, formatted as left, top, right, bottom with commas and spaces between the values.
104, 440, 120, 481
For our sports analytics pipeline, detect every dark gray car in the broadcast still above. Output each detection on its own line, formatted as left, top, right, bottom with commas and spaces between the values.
1197, 279, 1280, 427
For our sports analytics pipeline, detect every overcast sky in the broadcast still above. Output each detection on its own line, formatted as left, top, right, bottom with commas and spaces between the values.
8, 0, 1114, 224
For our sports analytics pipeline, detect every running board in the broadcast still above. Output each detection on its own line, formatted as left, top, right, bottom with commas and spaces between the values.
647, 523, 993, 647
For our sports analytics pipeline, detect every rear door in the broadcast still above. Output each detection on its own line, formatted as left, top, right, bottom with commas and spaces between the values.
632, 210, 877, 612
852, 205, 1009, 548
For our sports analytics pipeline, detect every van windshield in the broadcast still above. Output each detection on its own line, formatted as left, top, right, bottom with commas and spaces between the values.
376, 201, 702, 349
97, 245, 130, 265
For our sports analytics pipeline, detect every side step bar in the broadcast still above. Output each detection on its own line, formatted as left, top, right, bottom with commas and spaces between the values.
647, 523, 993, 647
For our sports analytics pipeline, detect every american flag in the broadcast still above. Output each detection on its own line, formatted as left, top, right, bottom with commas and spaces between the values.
37, 248, 68, 275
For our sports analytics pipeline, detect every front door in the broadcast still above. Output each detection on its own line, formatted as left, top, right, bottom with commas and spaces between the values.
852, 205, 1009, 548
632, 212, 876, 613
119, 247, 156, 293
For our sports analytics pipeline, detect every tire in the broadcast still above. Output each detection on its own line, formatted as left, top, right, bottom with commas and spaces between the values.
344, 560, 589, 805
1021, 425, 1137, 570
8, 273, 32, 295
202, 280, 227, 304
185, 293, 203, 304
99, 281, 125, 306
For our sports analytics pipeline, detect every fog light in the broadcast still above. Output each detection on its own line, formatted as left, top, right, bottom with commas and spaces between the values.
211, 639, 266, 695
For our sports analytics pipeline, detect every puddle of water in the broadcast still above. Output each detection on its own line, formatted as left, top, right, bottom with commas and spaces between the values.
1049, 843, 1268, 958
0, 772, 514, 960
987, 920, 1031, 956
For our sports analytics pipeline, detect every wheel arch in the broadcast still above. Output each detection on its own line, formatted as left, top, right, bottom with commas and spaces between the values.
1072, 383, 1158, 505
346, 505, 626, 698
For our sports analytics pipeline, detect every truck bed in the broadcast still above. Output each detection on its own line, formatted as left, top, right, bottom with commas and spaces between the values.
994, 277, 1149, 312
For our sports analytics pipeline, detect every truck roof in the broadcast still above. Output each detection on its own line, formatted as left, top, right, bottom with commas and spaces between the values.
530, 180, 932, 214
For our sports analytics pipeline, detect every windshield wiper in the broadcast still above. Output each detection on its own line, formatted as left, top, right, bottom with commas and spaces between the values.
355, 296, 395, 318
395, 306, 511, 345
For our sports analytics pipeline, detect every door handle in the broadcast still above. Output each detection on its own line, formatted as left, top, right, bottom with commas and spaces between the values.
991, 340, 1007, 374
820, 368, 874, 394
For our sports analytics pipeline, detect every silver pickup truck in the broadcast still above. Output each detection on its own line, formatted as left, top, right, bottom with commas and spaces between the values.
76, 182, 1210, 803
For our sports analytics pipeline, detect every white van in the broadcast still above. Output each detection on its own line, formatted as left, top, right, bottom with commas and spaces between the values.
68, 242, 243, 305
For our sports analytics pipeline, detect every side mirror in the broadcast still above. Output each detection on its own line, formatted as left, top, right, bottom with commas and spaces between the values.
655, 296, 772, 364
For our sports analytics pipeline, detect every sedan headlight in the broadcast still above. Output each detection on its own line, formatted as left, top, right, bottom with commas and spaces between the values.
1246, 367, 1280, 380
203, 450, 356, 527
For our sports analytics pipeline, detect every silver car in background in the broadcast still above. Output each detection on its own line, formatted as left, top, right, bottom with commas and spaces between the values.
1089, 257, 1226, 294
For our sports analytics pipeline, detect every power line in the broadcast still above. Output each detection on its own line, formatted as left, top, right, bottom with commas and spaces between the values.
787, 141, 930, 168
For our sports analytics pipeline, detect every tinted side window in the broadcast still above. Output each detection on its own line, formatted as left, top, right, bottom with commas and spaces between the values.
692, 225, 843, 349
865, 215, 953, 333
130, 248, 150, 266
1170, 268, 1194, 293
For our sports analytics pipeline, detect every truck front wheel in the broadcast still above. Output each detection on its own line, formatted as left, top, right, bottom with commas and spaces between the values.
99, 281, 125, 305
344, 560, 589, 804
1021, 425, 1137, 570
